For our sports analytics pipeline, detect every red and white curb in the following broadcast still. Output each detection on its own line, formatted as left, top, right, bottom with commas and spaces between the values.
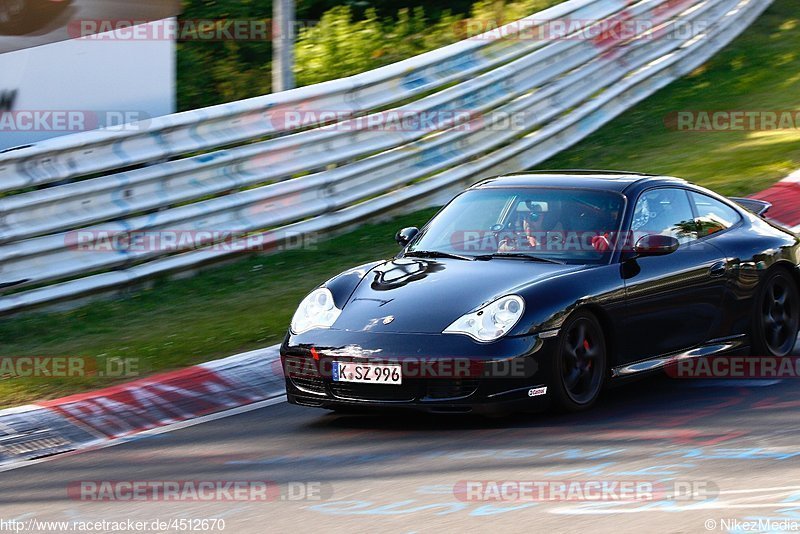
752, 169, 800, 232
0, 345, 284, 467
1, 170, 798, 469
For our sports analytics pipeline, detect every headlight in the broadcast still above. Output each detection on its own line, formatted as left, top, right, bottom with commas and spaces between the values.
290, 288, 342, 334
443, 295, 525, 342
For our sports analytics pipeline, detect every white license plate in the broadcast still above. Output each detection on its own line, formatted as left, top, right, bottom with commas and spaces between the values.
332, 362, 402, 385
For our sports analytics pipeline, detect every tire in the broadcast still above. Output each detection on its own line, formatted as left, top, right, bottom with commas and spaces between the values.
550, 310, 607, 412
752, 269, 800, 357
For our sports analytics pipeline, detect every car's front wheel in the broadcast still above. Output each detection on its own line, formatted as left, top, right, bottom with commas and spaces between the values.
752, 269, 799, 357
551, 310, 607, 412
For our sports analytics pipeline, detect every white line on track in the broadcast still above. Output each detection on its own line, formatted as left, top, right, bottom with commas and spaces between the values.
0, 394, 287, 473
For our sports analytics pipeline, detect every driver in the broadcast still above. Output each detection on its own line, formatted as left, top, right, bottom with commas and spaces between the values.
498, 201, 563, 251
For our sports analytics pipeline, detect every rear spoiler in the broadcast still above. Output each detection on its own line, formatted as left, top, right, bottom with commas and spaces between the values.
729, 197, 771, 217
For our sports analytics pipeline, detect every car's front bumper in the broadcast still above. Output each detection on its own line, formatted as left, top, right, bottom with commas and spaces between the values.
280, 329, 558, 415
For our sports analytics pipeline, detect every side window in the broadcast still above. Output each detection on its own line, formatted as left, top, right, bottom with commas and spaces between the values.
631, 188, 697, 244
690, 192, 741, 237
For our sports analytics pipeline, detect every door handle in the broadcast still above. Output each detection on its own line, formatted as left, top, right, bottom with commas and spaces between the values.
710, 261, 727, 278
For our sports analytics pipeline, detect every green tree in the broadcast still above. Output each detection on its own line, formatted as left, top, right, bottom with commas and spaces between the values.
177, 0, 564, 109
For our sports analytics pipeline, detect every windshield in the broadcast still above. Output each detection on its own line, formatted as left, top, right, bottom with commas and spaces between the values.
407, 187, 626, 264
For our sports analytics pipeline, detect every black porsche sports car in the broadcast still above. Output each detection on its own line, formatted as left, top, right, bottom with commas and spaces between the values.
280, 171, 800, 414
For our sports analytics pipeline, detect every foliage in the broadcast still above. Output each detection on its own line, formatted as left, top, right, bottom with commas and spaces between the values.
294, 0, 562, 85
178, 0, 562, 109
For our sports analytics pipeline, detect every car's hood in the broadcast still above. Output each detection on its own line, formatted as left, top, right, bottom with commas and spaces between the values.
332, 257, 586, 334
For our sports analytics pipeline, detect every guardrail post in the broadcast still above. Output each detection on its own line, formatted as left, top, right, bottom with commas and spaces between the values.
273, 0, 296, 92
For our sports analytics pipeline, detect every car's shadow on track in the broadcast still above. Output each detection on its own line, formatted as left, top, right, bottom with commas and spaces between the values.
310, 374, 765, 431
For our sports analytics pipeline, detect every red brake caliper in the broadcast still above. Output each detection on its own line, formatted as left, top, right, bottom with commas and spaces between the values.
583, 339, 592, 369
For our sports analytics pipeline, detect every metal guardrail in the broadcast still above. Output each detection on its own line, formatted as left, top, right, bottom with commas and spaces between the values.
0, 0, 612, 192
0, 0, 773, 313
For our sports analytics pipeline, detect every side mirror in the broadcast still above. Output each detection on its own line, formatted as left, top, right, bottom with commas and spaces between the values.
634, 234, 680, 257
395, 227, 419, 247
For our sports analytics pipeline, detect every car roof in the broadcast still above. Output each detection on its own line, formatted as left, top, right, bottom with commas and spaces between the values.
471, 170, 688, 193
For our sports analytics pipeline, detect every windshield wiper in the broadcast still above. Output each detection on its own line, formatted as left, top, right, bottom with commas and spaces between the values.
404, 250, 474, 261
473, 253, 566, 265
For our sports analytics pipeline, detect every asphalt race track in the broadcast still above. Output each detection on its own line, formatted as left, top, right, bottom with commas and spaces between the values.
2, 340, 799, 533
